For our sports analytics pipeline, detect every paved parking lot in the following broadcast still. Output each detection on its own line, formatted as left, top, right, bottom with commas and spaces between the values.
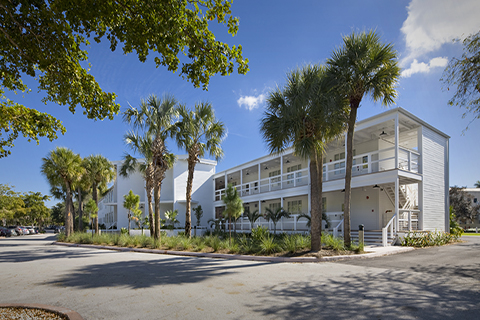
1, 234, 479, 319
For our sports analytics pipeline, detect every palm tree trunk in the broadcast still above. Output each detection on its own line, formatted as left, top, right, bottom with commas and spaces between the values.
93, 183, 99, 235
344, 104, 358, 248
310, 150, 322, 252
78, 186, 83, 232
65, 183, 73, 237
154, 183, 160, 240
146, 164, 155, 238
127, 210, 131, 234
185, 155, 197, 238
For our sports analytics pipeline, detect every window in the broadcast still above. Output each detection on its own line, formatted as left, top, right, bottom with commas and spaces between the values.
269, 170, 281, 184
269, 202, 281, 211
286, 164, 302, 184
474, 198, 478, 204
287, 200, 302, 214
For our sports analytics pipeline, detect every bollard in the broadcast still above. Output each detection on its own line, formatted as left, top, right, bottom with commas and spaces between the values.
358, 224, 364, 246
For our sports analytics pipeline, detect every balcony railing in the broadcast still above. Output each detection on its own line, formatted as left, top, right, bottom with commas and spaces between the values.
214, 146, 421, 200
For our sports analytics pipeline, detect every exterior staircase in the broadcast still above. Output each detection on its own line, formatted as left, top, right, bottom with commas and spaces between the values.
350, 230, 396, 246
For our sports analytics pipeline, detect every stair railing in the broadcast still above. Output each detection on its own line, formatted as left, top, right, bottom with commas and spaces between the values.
382, 214, 397, 247
333, 218, 344, 238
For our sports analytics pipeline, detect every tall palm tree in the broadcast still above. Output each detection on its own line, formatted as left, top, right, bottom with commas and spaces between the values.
327, 30, 400, 247
41, 147, 83, 236
120, 131, 156, 238
173, 102, 225, 237
222, 184, 243, 244
123, 94, 177, 240
260, 64, 347, 251
264, 207, 291, 235
83, 155, 115, 234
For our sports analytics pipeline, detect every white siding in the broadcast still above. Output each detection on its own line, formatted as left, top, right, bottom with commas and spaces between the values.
422, 127, 448, 231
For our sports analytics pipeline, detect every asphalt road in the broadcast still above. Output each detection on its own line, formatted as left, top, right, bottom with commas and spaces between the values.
1, 234, 479, 320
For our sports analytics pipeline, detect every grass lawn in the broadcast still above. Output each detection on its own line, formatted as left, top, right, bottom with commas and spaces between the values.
462, 233, 480, 236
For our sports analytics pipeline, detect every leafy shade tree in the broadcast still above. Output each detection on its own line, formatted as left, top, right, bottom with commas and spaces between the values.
120, 132, 155, 238
475, 181, 480, 188
123, 190, 141, 235
123, 94, 177, 240
223, 184, 243, 244
173, 102, 225, 237
83, 155, 115, 235
261, 64, 348, 251
442, 30, 480, 128
0, 184, 24, 226
194, 205, 204, 227
0, 0, 248, 158
449, 187, 480, 225
22, 192, 50, 227
327, 30, 400, 247
244, 207, 262, 231
50, 202, 65, 226
84, 199, 98, 232
41, 147, 83, 236
264, 207, 291, 235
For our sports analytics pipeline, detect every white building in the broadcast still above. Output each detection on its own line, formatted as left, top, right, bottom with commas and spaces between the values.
213, 107, 450, 245
99, 107, 450, 246
97, 155, 216, 232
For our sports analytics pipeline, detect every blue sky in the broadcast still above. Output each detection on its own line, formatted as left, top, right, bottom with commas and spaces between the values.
3, 0, 480, 207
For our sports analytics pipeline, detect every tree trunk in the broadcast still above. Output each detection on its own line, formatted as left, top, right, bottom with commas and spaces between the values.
93, 183, 99, 235
127, 210, 131, 235
65, 183, 72, 237
146, 164, 155, 238
310, 150, 322, 252
78, 186, 83, 232
185, 154, 197, 238
154, 183, 160, 240
343, 104, 358, 248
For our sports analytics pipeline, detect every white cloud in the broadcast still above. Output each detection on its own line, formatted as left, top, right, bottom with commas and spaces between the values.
400, 0, 480, 65
401, 57, 448, 78
237, 94, 266, 111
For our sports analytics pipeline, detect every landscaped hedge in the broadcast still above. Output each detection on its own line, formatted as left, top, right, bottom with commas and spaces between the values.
401, 231, 458, 247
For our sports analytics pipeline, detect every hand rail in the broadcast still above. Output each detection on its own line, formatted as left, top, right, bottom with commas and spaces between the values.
333, 218, 344, 238
382, 214, 396, 247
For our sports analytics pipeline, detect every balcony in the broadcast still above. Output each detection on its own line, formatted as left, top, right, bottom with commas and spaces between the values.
214, 146, 420, 201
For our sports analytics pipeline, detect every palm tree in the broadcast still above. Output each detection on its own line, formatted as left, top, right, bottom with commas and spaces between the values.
223, 184, 243, 244
173, 102, 225, 237
327, 30, 400, 247
123, 94, 177, 240
264, 207, 290, 235
41, 147, 83, 236
123, 190, 141, 235
244, 207, 262, 231
260, 64, 347, 251
120, 131, 156, 238
83, 155, 115, 234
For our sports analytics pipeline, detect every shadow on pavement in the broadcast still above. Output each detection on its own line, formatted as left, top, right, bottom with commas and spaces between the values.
247, 269, 480, 320
45, 257, 268, 289
0, 247, 107, 263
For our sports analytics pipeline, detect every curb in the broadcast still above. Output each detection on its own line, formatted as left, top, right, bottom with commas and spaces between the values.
0, 303, 84, 320
52, 241, 415, 263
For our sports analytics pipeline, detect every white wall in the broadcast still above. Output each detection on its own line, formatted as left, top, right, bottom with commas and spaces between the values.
422, 127, 448, 231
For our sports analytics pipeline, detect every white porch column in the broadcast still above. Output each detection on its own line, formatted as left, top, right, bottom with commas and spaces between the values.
258, 163, 261, 193
395, 176, 399, 232
280, 155, 284, 189
418, 181, 424, 230
395, 113, 399, 169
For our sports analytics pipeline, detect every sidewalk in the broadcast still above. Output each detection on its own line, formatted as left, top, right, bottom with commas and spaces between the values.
53, 242, 415, 263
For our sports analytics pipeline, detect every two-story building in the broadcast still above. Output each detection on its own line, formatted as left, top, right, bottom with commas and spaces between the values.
213, 107, 450, 245
97, 155, 216, 233
99, 107, 449, 246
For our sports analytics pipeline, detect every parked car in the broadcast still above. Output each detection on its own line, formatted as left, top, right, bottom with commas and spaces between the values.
1, 227, 16, 237
20, 226, 29, 235
8, 226, 23, 235
26, 226, 35, 234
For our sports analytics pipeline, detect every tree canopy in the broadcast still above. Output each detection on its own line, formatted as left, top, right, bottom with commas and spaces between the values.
442, 30, 480, 128
0, 0, 248, 158
449, 186, 480, 225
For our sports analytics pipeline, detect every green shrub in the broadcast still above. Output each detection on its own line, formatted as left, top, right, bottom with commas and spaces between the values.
120, 228, 128, 235
322, 233, 344, 250
402, 231, 455, 247
252, 226, 269, 241
259, 235, 279, 254
449, 206, 463, 238
282, 234, 298, 253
